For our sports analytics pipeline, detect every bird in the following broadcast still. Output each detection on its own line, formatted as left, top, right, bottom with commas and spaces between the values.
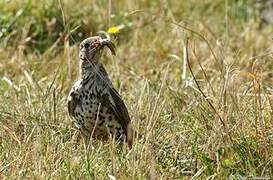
67, 36, 134, 147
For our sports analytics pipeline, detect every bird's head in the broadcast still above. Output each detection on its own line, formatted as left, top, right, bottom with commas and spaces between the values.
79, 36, 116, 65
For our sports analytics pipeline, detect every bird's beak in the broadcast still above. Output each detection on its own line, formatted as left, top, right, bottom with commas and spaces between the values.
99, 39, 116, 55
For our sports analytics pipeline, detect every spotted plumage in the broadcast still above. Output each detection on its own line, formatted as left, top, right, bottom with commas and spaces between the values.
68, 36, 134, 146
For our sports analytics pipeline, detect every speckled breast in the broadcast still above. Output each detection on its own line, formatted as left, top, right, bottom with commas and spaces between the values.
73, 81, 125, 140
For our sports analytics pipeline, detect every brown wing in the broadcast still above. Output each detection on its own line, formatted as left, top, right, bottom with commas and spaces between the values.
101, 88, 131, 134
67, 91, 77, 118
98, 64, 134, 146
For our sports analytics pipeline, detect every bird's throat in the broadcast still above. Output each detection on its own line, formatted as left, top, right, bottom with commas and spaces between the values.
80, 61, 100, 80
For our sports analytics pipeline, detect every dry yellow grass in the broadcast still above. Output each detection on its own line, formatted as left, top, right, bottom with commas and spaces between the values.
0, 0, 273, 179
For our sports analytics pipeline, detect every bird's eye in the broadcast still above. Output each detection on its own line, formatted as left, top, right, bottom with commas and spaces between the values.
84, 43, 90, 49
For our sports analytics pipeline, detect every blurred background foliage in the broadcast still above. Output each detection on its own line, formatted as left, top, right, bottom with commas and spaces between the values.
0, 0, 258, 54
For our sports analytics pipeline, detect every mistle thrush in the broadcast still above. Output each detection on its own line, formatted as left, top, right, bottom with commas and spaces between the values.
68, 36, 134, 146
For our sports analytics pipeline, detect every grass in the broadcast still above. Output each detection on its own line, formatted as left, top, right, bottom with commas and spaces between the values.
0, 0, 273, 179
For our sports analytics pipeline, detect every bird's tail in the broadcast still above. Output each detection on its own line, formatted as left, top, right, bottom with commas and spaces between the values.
126, 123, 142, 149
